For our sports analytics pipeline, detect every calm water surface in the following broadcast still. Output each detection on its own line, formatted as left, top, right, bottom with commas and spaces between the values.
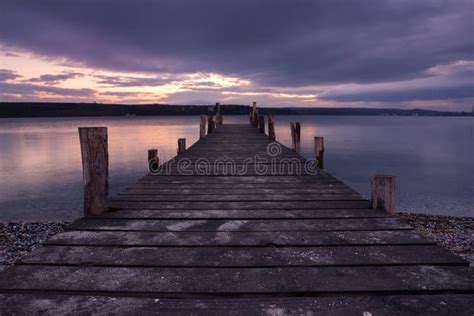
0, 115, 472, 221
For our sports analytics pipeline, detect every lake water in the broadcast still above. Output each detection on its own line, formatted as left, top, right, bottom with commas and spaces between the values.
0, 115, 472, 221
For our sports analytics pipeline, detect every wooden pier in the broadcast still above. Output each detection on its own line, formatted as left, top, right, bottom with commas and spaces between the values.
0, 109, 473, 314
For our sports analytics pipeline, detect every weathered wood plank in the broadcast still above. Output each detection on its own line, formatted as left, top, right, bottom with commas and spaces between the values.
67, 218, 411, 232
127, 183, 352, 190
18, 245, 467, 267
1, 265, 472, 294
109, 200, 372, 210
98, 209, 389, 219
137, 176, 339, 183
120, 187, 358, 195
45, 230, 433, 246
110, 193, 365, 202
142, 169, 325, 176
1, 294, 473, 315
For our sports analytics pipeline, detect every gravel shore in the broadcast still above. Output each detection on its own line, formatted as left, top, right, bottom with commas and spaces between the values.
0, 213, 473, 270
0, 222, 68, 271
398, 212, 473, 265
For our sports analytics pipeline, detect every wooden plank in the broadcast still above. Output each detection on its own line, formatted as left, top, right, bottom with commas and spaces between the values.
1, 265, 473, 294
144, 170, 325, 176
137, 176, 339, 183
120, 187, 358, 195
109, 200, 372, 210
127, 183, 352, 190
98, 209, 390, 219
19, 245, 467, 267
67, 218, 412, 232
110, 193, 365, 202
45, 230, 433, 246
1, 294, 473, 315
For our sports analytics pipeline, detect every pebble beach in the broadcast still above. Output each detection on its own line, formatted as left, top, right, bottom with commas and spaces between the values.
1, 213, 473, 271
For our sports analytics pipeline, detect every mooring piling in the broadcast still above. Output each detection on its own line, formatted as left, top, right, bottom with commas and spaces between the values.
177, 138, 186, 153
200, 115, 207, 139
371, 174, 396, 214
290, 122, 301, 153
268, 113, 276, 140
314, 136, 324, 169
78, 127, 109, 216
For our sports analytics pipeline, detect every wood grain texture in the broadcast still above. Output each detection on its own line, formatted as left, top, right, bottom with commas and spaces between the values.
78, 127, 108, 216
1, 294, 473, 315
372, 175, 396, 214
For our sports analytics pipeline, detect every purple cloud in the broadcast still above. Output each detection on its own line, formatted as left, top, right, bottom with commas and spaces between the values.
0, 81, 95, 97
0, 0, 472, 107
27, 72, 84, 85
1, 1, 472, 86
94, 74, 181, 87
0, 69, 21, 82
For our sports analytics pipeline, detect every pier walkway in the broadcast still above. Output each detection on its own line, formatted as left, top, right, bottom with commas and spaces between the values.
0, 122, 473, 314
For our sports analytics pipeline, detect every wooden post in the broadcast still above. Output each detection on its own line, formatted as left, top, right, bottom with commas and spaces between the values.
251, 102, 257, 127
258, 114, 265, 133
215, 102, 223, 126
148, 149, 159, 172
177, 138, 186, 153
268, 113, 276, 140
253, 109, 259, 128
199, 115, 207, 139
148, 149, 158, 162
78, 127, 108, 217
371, 175, 396, 214
207, 107, 214, 134
314, 137, 324, 169
290, 122, 301, 153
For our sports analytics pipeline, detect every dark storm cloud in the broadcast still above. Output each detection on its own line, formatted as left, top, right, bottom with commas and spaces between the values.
320, 84, 474, 102
0, 81, 95, 97
0, 0, 472, 88
27, 72, 84, 84
0, 69, 21, 81
320, 60, 474, 102
94, 74, 181, 87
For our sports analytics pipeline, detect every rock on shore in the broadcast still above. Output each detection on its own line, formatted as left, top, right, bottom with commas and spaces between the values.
398, 212, 473, 265
0, 222, 68, 271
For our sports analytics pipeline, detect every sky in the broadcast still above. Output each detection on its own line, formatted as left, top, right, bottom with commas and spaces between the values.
0, 0, 473, 110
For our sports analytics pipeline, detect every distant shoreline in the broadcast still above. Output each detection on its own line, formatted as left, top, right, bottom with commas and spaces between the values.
1, 102, 472, 118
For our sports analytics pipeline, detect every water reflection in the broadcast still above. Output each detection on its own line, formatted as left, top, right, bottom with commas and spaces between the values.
0, 115, 472, 221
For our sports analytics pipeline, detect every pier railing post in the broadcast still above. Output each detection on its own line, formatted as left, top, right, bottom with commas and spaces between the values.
371, 175, 396, 214
215, 102, 223, 127
78, 127, 108, 216
199, 115, 207, 139
207, 107, 214, 134
290, 122, 301, 153
177, 138, 186, 153
250, 102, 257, 127
148, 149, 159, 172
250, 101, 258, 127
314, 137, 324, 169
258, 114, 265, 133
268, 113, 276, 140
